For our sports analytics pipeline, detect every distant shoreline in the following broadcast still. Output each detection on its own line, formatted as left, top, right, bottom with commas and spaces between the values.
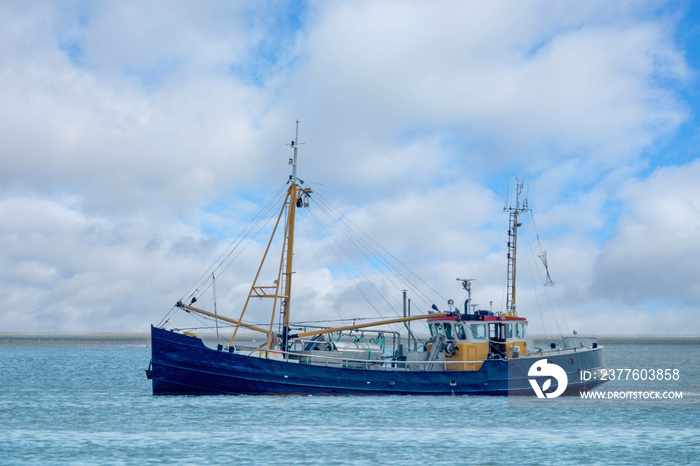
0, 333, 151, 346
1, 332, 698, 347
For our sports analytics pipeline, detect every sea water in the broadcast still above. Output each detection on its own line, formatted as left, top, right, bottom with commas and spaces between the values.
1, 341, 699, 465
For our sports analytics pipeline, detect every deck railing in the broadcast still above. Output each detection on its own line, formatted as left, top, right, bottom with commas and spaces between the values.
236, 346, 486, 371
229, 341, 599, 371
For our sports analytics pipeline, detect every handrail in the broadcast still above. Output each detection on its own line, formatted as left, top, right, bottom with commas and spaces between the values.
225, 342, 600, 370
241, 347, 489, 371
530, 345, 599, 356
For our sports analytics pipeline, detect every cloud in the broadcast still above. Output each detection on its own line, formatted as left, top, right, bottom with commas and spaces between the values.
593, 159, 700, 306
0, 194, 224, 332
0, 1, 304, 217
295, 1, 688, 177
0, 1, 697, 335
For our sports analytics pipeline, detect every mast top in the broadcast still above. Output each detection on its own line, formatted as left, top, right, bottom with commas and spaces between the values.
504, 178, 530, 214
287, 120, 304, 183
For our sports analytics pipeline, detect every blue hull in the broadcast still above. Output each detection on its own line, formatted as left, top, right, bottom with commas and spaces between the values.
150, 326, 606, 396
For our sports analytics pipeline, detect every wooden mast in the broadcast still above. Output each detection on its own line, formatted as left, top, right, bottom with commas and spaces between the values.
225, 121, 304, 349
281, 120, 301, 352
182, 121, 448, 349
228, 190, 291, 346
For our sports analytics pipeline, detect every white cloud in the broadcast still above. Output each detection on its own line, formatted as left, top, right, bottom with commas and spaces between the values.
295, 1, 687, 176
0, 1, 697, 335
593, 159, 700, 305
0, 195, 221, 332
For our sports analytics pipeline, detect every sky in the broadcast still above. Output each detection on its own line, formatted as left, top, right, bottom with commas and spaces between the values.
1, 0, 700, 335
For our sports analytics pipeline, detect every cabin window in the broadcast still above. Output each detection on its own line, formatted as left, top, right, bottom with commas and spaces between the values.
505, 323, 513, 339
443, 323, 455, 340
455, 323, 467, 340
489, 323, 506, 341
429, 324, 436, 337
434, 323, 444, 337
470, 324, 486, 340
515, 323, 525, 339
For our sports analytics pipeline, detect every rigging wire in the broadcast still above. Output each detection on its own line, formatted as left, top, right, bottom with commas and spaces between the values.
298, 209, 349, 325
196, 185, 289, 298
187, 183, 288, 299
521, 227, 571, 337
528, 211, 572, 336
314, 196, 432, 313
313, 191, 446, 306
522, 228, 558, 336
302, 194, 450, 334
310, 201, 406, 314
304, 205, 398, 324
163, 182, 446, 336
549, 285, 571, 336
158, 184, 288, 328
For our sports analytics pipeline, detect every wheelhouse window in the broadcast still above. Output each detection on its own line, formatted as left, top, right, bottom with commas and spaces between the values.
470, 324, 486, 340
489, 324, 497, 340
455, 323, 467, 340
505, 323, 513, 339
443, 323, 454, 340
434, 323, 444, 337
515, 322, 526, 339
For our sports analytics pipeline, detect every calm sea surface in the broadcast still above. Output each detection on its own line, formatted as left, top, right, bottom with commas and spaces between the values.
1, 340, 699, 465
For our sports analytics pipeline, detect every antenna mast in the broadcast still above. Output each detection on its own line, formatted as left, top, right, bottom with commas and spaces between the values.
503, 179, 530, 315
290, 120, 300, 182
281, 120, 305, 351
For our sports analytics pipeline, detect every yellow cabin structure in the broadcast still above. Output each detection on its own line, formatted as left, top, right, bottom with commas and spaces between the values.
427, 315, 528, 371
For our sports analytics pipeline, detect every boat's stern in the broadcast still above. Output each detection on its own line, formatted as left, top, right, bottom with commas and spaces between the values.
507, 344, 607, 396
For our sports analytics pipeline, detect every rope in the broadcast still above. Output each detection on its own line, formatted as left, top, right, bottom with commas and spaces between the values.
163, 182, 446, 336
298, 209, 348, 325
313, 191, 447, 306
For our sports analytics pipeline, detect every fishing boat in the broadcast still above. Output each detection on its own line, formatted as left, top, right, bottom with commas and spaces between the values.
147, 122, 606, 396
